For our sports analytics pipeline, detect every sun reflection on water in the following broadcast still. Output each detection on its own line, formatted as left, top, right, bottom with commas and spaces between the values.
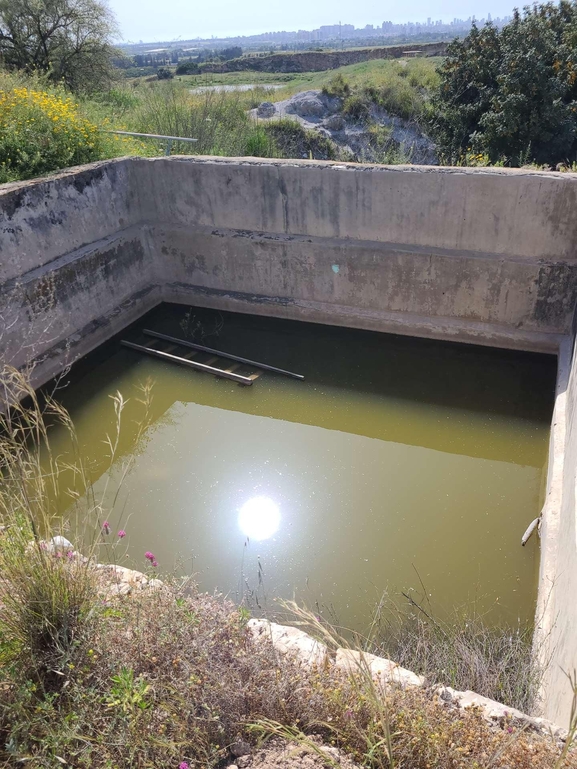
238, 496, 281, 541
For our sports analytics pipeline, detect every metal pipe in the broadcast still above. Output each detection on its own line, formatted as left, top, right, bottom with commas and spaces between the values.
109, 130, 198, 143
121, 340, 253, 385
142, 329, 305, 381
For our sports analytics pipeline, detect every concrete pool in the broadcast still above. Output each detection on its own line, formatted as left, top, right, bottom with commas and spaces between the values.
1, 156, 576, 725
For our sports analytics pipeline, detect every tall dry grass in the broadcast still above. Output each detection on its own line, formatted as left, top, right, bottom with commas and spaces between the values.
0, 367, 151, 680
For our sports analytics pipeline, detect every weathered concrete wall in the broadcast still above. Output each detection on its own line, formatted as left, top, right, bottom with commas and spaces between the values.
139, 157, 577, 354
0, 159, 160, 385
536, 333, 577, 727
3, 155, 577, 388
2, 156, 577, 726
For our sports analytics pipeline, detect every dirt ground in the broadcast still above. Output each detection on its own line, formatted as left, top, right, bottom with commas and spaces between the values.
226, 737, 362, 769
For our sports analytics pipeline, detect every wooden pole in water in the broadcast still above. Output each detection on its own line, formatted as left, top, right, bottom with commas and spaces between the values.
120, 341, 254, 385
142, 329, 305, 381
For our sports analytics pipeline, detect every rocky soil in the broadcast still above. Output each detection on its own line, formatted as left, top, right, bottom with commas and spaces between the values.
252, 89, 438, 165
226, 738, 362, 769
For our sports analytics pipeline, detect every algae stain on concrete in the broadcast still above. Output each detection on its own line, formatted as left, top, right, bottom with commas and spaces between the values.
47, 305, 556, 631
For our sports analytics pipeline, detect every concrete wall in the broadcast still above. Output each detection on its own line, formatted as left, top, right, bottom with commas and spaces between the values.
3, 157, 577, 386
1, 156, 577, 724
536, 333, 577, 727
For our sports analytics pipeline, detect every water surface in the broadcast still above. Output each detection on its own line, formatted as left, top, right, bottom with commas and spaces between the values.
47, 305, 556, 631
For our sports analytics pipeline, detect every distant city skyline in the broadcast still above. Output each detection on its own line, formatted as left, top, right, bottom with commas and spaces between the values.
109, 0, 519, 43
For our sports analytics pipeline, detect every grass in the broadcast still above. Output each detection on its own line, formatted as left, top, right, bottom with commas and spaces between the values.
1, 582, 575, 768
0, 56, 440, 179
359, 592, 543, 713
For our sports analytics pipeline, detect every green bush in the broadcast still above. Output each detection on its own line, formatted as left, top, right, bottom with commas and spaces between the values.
322, 72, 350, 98
156, 67, 174, 80
175, 60, 200, 75
432, 2, 577, 166
342, 93, 371, 123
263, 118, 342, 160
0, 84, 102, 182
0, 77, 147, 183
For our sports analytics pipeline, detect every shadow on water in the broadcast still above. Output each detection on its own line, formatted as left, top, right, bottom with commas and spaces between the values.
57, 305, 557, 466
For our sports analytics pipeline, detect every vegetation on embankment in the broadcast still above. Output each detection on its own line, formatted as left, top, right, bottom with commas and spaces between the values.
0, 369, 576, 768
0, 52, 444, 182
2, 0, 577, 182
0, 72, 148, 184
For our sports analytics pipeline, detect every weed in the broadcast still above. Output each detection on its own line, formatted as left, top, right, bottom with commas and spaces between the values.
322, 73, 350, 99
106, 667, 151, 714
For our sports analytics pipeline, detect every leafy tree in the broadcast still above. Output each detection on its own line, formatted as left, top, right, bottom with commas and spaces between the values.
220, 46, 242, 61
0, 0, 119, 93
175, 60, 200, 75
156, 66, 173, 80
433, 1, 577, 166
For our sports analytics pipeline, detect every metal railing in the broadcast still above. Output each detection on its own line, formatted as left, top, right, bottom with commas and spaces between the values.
110, 130, 198, 156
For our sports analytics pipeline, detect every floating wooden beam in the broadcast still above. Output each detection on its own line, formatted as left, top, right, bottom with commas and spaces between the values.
121, 340, 254, 385
142, 329, 305, 381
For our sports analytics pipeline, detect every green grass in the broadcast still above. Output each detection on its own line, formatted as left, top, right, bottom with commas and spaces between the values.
174, 57, 441, 105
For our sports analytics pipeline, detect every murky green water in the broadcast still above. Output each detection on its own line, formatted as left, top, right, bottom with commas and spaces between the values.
47, 305, 556, 631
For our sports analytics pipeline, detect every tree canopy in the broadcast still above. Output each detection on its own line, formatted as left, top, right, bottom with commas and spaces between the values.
433, 1, 577, 166
0, 0, 119, 92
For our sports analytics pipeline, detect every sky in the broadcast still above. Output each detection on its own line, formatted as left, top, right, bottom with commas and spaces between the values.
108, 0, 518, 43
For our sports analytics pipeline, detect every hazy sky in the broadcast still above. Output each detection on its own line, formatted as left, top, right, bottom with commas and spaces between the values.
109, 0, 517, 43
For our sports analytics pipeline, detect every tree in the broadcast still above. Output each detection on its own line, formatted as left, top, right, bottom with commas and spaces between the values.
220, 46, 242, 61
433, 1, 577, 166
175, 60, 199, 75
0, 0, 119, 93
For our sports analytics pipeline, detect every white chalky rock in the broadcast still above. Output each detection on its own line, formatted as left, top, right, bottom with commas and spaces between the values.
437, 687, 568, 739
335, 648, 424, 688
95, 564, 164, 599
247, 618, 327, 667
50, 535, 74, 551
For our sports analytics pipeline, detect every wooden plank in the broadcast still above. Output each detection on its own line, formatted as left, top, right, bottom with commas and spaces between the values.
142, 329, 305, 380
120, 341, 253, 385
224, 363, 241, 373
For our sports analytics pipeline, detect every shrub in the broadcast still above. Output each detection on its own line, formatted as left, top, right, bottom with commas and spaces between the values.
0, 83, 147, 183
0, 86, 102, 182
244, 126, 275, 156
156, 67, 174, 80
263, 118, 343, 160
432, 3, 577, 166
342, 93, 371, 123
175, 60, 200, 75
322, 72, 350, 98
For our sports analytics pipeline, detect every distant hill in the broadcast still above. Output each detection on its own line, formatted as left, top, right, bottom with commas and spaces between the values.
202, 42, 448, 74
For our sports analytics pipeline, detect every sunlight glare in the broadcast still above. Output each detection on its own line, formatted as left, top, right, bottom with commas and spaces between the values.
238, 496, 281, 541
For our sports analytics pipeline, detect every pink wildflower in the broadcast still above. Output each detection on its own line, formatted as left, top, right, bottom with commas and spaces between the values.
179, 763, 190, 769
66, 550, 75, 560
145, 551, 155, 562
152, 560, 158, 568
54, 551, 63, 559
117, 530, 126, 538
39, 541, 48, 551
102, 521, 111, 535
